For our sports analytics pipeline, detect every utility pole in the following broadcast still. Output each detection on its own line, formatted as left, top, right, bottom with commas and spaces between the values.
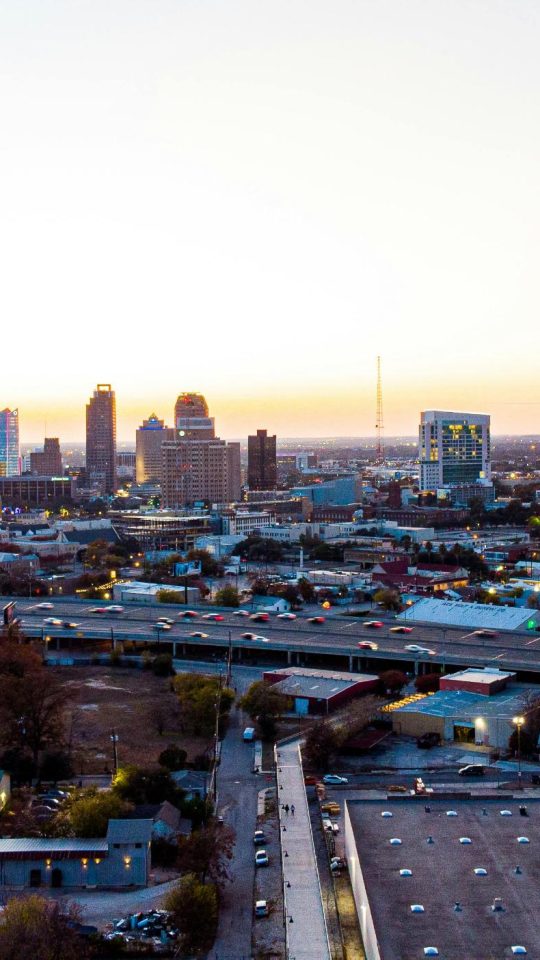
226, 631, 233, 687
212, 673, 223, 805
110, 729, 119, 776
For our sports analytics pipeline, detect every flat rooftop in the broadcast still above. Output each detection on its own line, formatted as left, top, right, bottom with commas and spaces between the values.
347, 797, 540, 960
442, 668, 515, 686
392, 684, 531, 720
398, 598, 538, 631
265, 667, 378, 701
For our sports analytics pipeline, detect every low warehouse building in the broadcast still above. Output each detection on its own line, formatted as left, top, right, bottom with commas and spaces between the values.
397, 597, 540, 632
344, 797, 540, 960
0, 819, 152, 889
263, 666, 379, 715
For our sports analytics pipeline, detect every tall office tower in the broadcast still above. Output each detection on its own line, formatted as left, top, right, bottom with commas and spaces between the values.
174, 393, 215, 439
0, 409, 20, 477
161, 439, 241, 507
30, 438, 62, 476
247, 429, 277, 490
136, 414, 175, 483
419, 410, 491, 492
85, 384, 117, 493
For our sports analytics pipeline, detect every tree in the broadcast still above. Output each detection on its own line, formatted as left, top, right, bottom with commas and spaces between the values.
155, 589, 187, 604
112, 765, 184, 806
373, 588, 402, 612
240, 681, 289, 724
164, 873, 218, 954
379, 670, 408, 695
84, 539, 110, 568
297, 577, 316, 603
176, 821, 236, 885
508, 728, 535, 758
0, 895, 90, 960
186, 548, 220, 577
173, 674, 235, 736
303, 720, 343, 771
64, 789, 133, 837
158, 744, 187, 771
214, 585, 240, 607
0, 638, 70, 770
274, 583, 302, 608
414, 673, 441, 694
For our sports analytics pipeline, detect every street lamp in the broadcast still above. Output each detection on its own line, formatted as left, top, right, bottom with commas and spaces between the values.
513, 716, 525, 789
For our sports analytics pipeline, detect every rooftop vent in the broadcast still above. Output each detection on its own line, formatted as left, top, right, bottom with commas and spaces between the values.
410, 904, 425, 913
515, 866, 522, 874
517, 837, 530, 844
427, 836, 434, 844
446, 811, 457, 817
492, 898, 505, 913
423, 949, 439, 957
399, 869, 412, 877
511, 947, 527, 955
381, 811, 393, 818
459, 837, 472, 844
500, 810, 512, 816
519, 806, 528, 817
390, 838, 402, 845
474, 868, 488, 876
454, 902, 462, 912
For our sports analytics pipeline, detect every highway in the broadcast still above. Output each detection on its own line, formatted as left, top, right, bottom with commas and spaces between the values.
5, 597, 540, 676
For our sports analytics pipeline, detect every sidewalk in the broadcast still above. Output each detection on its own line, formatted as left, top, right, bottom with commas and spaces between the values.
276, 740, 331, 960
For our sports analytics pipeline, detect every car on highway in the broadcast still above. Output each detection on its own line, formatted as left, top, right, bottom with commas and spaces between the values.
277, 613, 297, 620
154, 622, 172, 631
232, 609, 250, 617
405, 644, 436, 655
31, 602, 54, 610
241, 632, 259, 640
358, 640, 378, 650
390, 626, 414, 634
250, 613, 270, 622
43, 617, 63, 626
253, 830, 267, 845
62, 621, 79, 629
255, 850, 269, 867
363, 620, 384, 629
189, 631, 209, 638
458, 764, 485, 777
157, 617, 175, 625
178, 610, 198, 618
474, 629, 498, 638
202, 613, 225, 621
322, 774, 348, 785
307, 616, 325, 624
89, 607, 108, 613
105, 605, 124, 613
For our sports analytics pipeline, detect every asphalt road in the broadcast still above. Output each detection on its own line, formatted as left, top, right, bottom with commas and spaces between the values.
7, 597, 540, 674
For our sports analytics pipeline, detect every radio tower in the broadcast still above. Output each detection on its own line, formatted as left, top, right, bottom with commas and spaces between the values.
375, 355, 384, 464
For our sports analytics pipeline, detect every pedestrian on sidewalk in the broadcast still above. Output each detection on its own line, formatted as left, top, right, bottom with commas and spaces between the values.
291, 804, 295, 816
284, 803, 289, 815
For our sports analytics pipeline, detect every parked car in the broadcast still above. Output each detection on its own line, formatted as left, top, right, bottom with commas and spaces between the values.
322, 774, 348, 785
458, 764, 485, 777
255, 900, 269, 917
358, 640, 378, 650
255, 850, 269, 867
390, 626, 413, 634
417, 732, 441, 749
253, 830, 267, 845
364, 620, 384, 629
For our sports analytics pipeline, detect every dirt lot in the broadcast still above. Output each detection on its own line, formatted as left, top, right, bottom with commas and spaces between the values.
53, 665, 212, 776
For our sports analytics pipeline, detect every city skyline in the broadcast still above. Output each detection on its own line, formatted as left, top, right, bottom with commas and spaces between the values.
1, 2, 540, 440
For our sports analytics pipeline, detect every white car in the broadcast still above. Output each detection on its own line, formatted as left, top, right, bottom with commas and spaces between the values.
322, 818, 340, 834
233, 609, 251, 617
105, 605, 124, 613
277, 613, 297, 620
32, 602, 54, 610
155, 622, 172, 631
43, 617, 63, 626
322, 774, 348, 785
255, 850, 269, 867
157, 617, 175, 625
405, 644, 436, 655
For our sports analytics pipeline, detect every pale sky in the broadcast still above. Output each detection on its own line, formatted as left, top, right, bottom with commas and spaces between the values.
1, 0, 539, 441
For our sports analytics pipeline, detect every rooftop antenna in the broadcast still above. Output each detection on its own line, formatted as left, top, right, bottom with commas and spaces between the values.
375, 355, 384, 464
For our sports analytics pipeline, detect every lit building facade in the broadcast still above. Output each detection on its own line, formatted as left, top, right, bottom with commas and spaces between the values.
161, 439, 241, 508
247, 429, 277, 490
136, 414, 175, 483
0, 409, 20, 477
419, 410, 491, 492
85, 385, 117, 494
174, 393, 215, 439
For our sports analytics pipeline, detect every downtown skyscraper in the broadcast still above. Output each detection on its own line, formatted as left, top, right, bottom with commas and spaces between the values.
85, 384, 117, 494
0, 408, 20, 477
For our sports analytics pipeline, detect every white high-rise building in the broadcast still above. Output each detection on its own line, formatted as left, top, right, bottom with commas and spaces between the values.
419, 410, 491, 492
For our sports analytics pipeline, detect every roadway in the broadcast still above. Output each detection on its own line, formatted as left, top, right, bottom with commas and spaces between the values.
6, 597, 540, 676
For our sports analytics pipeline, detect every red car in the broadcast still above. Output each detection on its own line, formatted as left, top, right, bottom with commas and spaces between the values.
307, 616, 325, 624
364, 620, 384, 629
202, 613, 225, 621
250, 613, 270, 622
358, 640, 378, 650
390, 626, 413, 634
179, 610, 198, 618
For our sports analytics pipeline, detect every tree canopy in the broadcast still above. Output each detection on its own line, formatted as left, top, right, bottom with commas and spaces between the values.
0, 896, 89, 960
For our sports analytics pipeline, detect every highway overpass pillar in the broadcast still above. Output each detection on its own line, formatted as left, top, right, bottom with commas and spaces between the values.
287, 650, 293, 665
349, 654, 355, 672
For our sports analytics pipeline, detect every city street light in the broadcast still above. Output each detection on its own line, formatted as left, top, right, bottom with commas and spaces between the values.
513, 715, 525, 789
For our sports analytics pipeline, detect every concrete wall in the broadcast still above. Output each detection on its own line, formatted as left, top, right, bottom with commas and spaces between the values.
344, 802, 381, 960
0, 840, 150, 889
391, 712, 445, 739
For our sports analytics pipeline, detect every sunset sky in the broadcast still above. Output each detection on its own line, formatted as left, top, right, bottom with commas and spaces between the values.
1, 1, 539, 442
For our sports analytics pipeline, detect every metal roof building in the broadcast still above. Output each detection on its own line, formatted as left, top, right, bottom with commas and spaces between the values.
398, 597, 540, 632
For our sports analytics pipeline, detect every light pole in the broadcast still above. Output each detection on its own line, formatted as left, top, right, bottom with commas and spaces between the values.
513, 715, 525, 790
